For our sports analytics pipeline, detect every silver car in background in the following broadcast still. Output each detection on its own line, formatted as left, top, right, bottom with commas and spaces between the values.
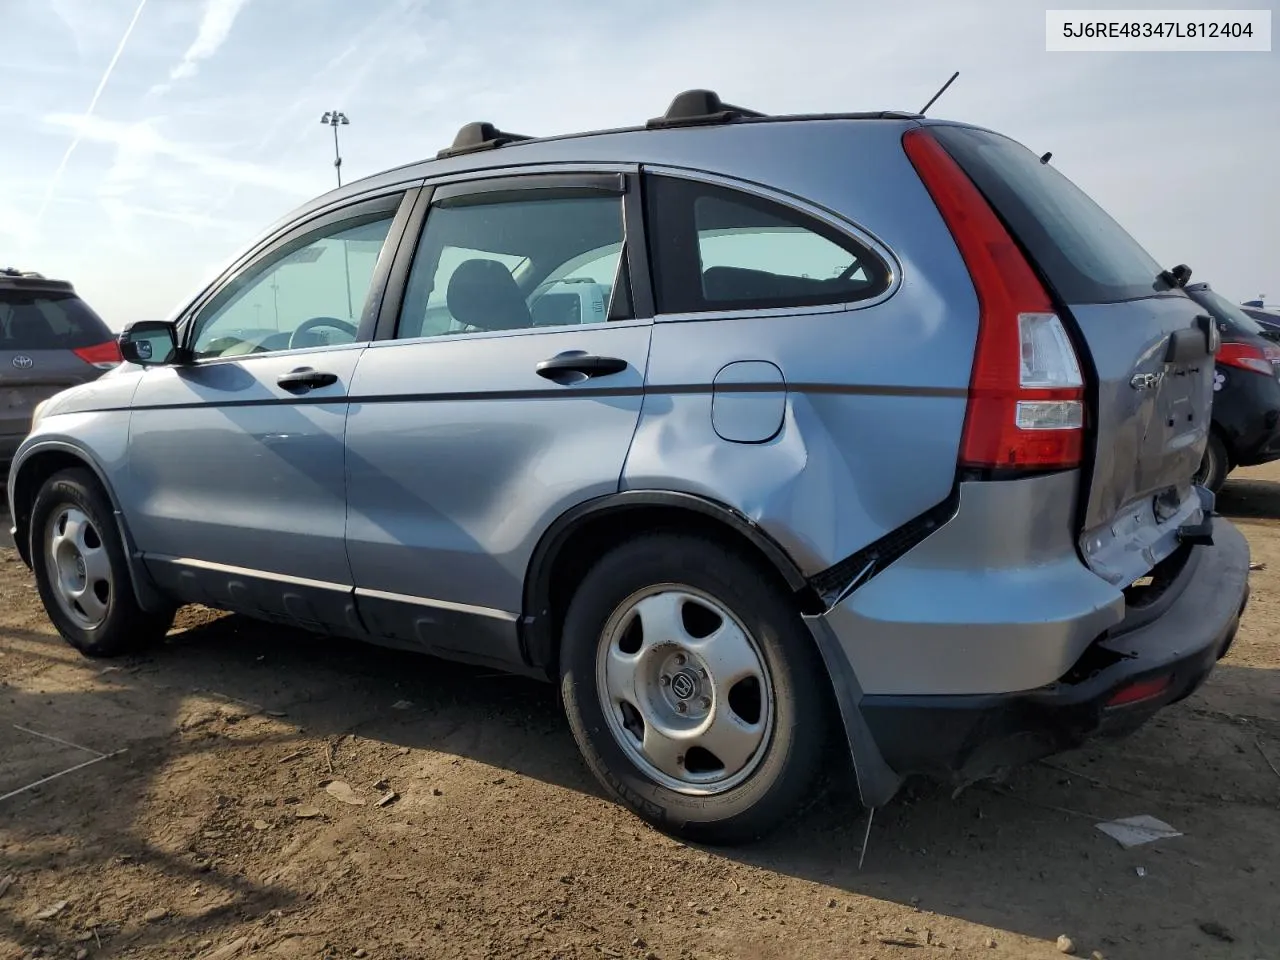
1, 269, 120, 476
6, 91, 1250, 843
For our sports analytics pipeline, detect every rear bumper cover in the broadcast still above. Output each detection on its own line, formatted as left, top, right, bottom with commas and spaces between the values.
859, 517, 1250, 782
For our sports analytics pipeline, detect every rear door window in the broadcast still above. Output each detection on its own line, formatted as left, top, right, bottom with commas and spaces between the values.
929, 125, 1166, 304
644, 175, 891, 315
395, 193, 628, 340
0, 293, 111, 350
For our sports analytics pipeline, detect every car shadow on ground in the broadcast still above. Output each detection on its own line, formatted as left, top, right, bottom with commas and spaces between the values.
3, 604, 1277, 958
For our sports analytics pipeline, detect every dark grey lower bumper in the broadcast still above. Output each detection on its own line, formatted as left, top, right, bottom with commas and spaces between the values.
860, 517, 1250, 783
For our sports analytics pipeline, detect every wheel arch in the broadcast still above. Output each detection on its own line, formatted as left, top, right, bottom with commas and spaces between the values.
9, 441, 169, 612
521, 490, 822, 674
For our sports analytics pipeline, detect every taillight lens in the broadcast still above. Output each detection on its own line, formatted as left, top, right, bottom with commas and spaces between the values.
1217, 341, 1275, 376
903, 129, 1084, 472
72, 340, 123, 370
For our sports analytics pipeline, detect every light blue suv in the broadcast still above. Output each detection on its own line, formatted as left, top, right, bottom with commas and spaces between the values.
6, 91, 1250, 843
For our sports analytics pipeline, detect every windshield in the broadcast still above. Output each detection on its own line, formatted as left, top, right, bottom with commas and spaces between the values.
1191, 287, 1269, 336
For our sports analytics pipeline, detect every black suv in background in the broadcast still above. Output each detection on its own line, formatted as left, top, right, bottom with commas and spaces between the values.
1186, 282, 1280, 491
1, 269, 120, 475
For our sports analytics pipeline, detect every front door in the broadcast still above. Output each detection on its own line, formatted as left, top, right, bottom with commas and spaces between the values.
123, 190, 412, 631
344, 171, 653, 668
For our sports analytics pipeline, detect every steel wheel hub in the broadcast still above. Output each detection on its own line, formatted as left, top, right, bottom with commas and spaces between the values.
44, 507, 113, 630
596, 585, 774, 795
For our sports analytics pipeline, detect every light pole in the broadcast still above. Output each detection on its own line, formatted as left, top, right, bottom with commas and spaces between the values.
320, 110, 349, 188
321, 110, 354, 317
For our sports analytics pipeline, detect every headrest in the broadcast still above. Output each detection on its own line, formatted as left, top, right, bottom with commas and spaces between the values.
445, 258, 532, 332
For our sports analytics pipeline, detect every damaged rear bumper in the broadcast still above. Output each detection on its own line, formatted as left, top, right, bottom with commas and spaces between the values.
858, 517, 1250, 783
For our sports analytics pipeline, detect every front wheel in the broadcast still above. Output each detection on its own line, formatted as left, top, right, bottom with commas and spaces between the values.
29, 468, 174, 656
559, 533, 833, 844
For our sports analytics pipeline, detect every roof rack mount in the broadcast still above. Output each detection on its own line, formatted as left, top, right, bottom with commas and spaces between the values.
646, 89, 766, 129
433, 88, 925, 160
437, 121, 533, 160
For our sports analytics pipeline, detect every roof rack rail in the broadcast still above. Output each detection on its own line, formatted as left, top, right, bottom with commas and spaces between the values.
646, 89, 766, 129
1, 267, 46, 279
437, 121, 533, 159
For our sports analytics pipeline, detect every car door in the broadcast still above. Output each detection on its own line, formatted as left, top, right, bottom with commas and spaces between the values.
344, 170, 653, 669
123, 189, 417, 632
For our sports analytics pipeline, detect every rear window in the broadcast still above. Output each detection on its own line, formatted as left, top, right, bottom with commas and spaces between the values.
929, 125, 1166, 304
0, 292, 111, 350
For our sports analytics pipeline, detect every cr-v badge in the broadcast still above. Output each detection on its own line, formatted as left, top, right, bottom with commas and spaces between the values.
1130, 372, 1163, 390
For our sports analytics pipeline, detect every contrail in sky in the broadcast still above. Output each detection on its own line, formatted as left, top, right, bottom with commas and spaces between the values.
30, 0, 149, 238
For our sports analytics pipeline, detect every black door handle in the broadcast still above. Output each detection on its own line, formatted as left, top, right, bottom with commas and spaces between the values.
536, 351, 628, 384
277, 367, 338, 392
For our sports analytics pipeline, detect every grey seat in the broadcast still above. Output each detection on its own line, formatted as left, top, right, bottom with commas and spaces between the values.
446, 259, 531, 331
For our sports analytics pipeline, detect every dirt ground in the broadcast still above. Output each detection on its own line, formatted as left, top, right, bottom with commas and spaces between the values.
1, 471, 1278, 960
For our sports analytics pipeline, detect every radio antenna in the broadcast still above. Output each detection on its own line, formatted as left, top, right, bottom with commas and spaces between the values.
919, 71, 960, 116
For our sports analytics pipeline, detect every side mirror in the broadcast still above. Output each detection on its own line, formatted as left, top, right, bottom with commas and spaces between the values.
119, 320, 183, 366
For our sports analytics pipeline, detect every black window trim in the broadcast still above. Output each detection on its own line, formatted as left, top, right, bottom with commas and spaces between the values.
177, 185, 422, 360
639, 164, 901, 322
373, 168, 654, 344
432, 172, 625, 207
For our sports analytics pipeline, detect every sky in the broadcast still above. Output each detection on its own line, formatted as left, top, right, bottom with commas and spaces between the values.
0, 0, 1276, 329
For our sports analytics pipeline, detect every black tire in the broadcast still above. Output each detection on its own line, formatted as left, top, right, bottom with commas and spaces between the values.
1195, 431, 1230, 494
559, 533, 833, 844
29, 468, 174, 657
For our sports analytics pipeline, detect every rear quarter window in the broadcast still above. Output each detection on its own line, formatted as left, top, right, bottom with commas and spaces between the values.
0, 292, 112, 349
644, 175, 891, 315
929, 125, 1166, 304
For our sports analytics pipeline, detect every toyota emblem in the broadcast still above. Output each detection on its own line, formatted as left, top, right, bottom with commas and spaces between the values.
11, 355, 33, 369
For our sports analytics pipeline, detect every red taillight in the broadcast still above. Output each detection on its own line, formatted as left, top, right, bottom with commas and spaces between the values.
72, 340, 122, 369
1106, 675, 1172, 708
903, 129, 1085, 472
1217, 341, 1275, 376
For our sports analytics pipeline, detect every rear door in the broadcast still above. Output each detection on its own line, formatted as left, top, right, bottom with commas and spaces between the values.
344, 170, 652, 669
929, 124, 1217, 586
0, 286, 116, 455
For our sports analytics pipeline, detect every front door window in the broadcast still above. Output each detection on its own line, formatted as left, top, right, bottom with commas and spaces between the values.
192, 213, 397, 359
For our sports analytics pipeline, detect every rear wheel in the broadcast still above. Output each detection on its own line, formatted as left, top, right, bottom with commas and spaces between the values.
1194, 431, 1230, 494
30, 468, 174, 656
559, 533, 832, 844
